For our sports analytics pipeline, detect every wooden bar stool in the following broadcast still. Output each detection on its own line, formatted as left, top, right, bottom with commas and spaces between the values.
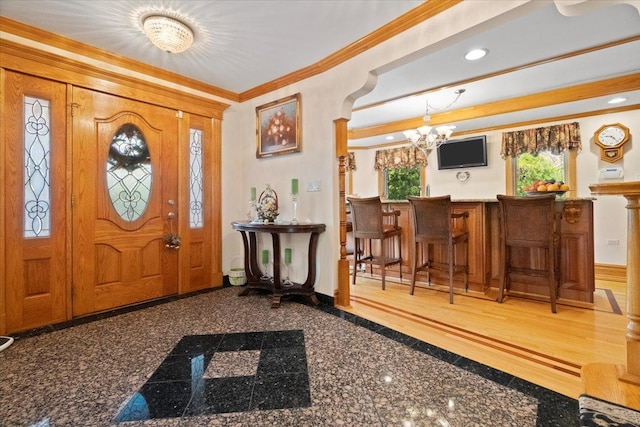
347, 196, 402, 290
407, 195, 468, 304
497, 194, 559, 313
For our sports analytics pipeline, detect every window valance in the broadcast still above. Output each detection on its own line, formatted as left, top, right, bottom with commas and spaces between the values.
346, 152, 356, 171
501, 122, 581, 159
374, 146, 427, 170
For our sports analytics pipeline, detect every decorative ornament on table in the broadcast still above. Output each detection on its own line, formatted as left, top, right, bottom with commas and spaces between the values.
256, 184, 279, 222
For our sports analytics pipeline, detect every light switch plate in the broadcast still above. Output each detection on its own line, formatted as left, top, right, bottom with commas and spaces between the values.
306, 180, 320, 192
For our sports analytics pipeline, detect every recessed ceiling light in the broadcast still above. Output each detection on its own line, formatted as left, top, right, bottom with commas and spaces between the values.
608, 97, 627, 104
464, 48, 488, 61
386, 136, 394, 140
448, 125, 457, 130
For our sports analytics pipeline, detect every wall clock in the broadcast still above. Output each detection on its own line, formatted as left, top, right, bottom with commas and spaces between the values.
456, 171, 470, 183
593, 123, 630, 163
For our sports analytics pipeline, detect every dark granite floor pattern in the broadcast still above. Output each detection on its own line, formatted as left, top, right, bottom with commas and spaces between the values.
0, 285, 579, 426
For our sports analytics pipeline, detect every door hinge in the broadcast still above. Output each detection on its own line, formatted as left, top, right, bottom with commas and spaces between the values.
177, 110, 183, 119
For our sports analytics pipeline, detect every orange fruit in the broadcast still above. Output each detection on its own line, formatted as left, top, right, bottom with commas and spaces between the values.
560, 184, 570, 191
547, 183, 560, 191
537, 184, 547, 192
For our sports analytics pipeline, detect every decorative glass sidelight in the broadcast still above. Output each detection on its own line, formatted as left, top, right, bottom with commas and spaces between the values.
24, 97, 52, 238
189, 128, 203, 228
106, 124, 152, 221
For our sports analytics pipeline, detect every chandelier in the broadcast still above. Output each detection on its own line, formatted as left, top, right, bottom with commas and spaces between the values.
403, 89, 465, 155
143, 15, 194, 54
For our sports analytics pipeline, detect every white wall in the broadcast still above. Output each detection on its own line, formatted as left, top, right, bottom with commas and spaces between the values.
349, 149, 378, 197
221, 1, 637, 298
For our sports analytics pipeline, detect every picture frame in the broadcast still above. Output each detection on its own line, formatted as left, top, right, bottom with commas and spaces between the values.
256, 93, 301, 158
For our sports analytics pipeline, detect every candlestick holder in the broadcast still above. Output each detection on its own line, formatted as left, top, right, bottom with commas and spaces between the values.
283, 258, 293, 286
260, 261, 272, 282
291, 193, 299, 224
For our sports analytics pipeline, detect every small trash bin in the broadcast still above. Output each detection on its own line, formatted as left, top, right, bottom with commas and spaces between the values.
229, 256, 247, 286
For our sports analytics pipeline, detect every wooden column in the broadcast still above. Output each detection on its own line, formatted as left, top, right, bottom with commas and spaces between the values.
585, 181, 640, 407
335, 118, 351, 308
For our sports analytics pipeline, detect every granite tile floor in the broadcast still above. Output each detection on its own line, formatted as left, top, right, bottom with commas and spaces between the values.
0, 286, 579, 426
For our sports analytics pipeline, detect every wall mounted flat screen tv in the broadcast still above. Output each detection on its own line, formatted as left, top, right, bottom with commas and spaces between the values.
437, 136, 488, 170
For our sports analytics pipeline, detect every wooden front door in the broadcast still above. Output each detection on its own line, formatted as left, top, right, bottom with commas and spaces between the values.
72, 88, 179, 316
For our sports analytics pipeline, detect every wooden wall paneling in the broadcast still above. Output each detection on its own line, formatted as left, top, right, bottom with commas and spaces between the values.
0, 67, 5, 335
179, 113, 219, 293
3, 71, 68, 332
210, 117, 223, 286
382, 200, 595, 303
0, 39, 229, 120
558, 200, 595, 302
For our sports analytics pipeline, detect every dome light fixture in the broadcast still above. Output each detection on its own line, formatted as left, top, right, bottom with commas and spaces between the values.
464, 48, 488, 61
143, 15, 194, 54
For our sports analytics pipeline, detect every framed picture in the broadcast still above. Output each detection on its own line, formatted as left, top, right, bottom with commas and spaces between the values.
256, 93, 301, 158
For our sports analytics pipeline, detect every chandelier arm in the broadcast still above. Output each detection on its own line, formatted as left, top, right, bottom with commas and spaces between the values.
405, 88, 464, 156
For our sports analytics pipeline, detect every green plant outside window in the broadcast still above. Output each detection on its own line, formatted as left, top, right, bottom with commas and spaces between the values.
385, 165, 421, 200
515, 151, 566, 196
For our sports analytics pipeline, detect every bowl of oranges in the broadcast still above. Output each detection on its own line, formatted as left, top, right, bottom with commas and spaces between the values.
523, 180, 570, 197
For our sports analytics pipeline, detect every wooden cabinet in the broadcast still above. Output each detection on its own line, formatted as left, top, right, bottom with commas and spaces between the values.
378, 199, 595, 304
558, 200, 595, 302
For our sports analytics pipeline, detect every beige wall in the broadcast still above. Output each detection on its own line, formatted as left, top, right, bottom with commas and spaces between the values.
221, 2, 637, 298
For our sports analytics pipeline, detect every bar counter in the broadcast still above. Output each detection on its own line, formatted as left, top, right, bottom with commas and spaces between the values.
361, 197, 595, 304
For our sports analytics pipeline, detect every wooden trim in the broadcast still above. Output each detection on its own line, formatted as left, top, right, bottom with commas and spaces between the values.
595, 263, 627, 283
348, 75, 640, 140
211, 117, 224, 286
348, 104, 640, 150
504, 156, 514, 196
568, 149, 577, 199
239, 0, 462, 101
0, 67, 5, 335
354, 35, 640, 112
65, 83, 74, 320
0, 39, 229, 119
0, 17, 239, 102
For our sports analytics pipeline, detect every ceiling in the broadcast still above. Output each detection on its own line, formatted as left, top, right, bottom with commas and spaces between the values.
1, 0, 639, 148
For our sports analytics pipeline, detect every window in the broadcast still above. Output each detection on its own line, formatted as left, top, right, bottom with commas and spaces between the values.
513, 151, 568, 196
385, 165, 421, 200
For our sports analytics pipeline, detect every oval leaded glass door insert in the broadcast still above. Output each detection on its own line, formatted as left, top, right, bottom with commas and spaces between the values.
106, 124, 152, 221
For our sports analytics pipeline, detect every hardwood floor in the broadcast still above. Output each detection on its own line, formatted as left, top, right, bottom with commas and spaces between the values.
343, 273, 628, 399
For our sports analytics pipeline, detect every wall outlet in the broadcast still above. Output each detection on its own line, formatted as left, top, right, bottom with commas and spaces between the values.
606, 239, 620, 245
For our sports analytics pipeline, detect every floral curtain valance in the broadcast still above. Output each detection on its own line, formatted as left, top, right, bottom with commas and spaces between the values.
501, 122, 581, 159
346, 152, 356, 171
374, 146, 427, 170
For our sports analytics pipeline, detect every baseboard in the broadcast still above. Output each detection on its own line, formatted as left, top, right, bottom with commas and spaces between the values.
595, 263, 627, 283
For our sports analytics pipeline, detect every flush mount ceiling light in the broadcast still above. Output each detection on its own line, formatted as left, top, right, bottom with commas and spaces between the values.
464, 48, 488, 61
143, 15, 194, 53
